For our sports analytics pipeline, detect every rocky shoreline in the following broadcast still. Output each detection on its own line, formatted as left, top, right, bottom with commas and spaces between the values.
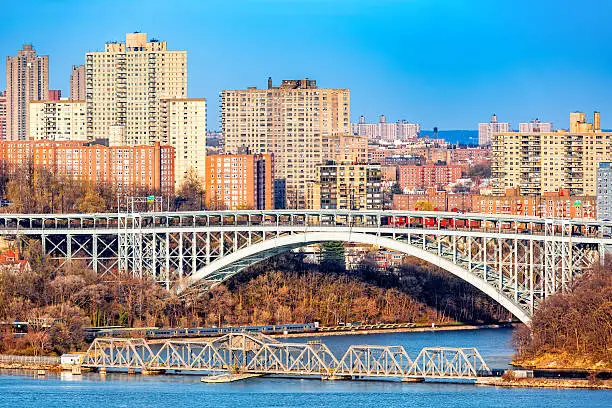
477, 377, 612, 390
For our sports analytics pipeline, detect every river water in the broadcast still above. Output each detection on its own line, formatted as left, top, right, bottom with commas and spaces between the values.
1, 328, 609, 408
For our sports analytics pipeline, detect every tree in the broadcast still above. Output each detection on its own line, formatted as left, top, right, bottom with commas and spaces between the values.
176, 168, 204, 210
77, 189, 106, 213
467, 164, 491, 179
320, 241, 345, 272
391, 183, 403, 195
414, 200, 435, 211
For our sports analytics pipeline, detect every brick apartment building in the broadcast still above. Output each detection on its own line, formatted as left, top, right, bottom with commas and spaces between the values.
205, 153, 274, 210
0, 140, 174, 195
398, 165, 464, 190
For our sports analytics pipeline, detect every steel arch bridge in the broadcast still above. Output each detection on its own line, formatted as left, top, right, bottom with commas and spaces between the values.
0, 209, 610, 323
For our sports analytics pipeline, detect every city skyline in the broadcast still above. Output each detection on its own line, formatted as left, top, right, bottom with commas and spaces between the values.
2, 0, 612, 130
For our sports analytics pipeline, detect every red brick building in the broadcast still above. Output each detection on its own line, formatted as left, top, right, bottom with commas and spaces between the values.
0, 140, 175, 195
393, 189, 472, 212
205, 153, 274, 210
398, 165, 464, 190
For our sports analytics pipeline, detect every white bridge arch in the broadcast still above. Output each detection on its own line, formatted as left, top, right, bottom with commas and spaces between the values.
184, 231, 532, 323
0, 209, 609, 324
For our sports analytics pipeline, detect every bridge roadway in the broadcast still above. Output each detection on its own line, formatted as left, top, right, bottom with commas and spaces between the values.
82, 332, 492, 381
0, 209, 610, 323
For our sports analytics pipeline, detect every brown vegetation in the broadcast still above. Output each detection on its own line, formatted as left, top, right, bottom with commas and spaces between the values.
0, 161, 164, 213
513, 265, 612, 369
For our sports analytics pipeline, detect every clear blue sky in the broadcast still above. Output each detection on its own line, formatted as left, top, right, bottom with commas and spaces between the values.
2, 0, 611, 130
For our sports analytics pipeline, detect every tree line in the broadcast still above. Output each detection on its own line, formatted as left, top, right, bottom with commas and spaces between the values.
513, 264, 612, 368
0, 161, 210, 213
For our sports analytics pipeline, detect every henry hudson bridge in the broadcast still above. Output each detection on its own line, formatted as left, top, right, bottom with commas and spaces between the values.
0, 209, 610, 324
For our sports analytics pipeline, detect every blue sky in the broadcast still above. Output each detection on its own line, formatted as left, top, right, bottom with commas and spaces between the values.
2, 0, 611, 130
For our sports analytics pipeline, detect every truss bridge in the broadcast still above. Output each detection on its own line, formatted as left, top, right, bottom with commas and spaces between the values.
81, 332, 492, 381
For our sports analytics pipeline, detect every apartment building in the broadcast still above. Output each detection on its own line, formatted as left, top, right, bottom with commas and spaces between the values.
222, 77, 350, 209
48, 90, 61, 101
478, 114, 510, 146
70, 65, 86, 100
85, 32, 187, 144
0, 92, 6, 140
309, 161, 382, 210
596, 162, 612, 220
472, 188, 595, 219
392, 189, 472, 212
352, 115, 420, 141
5, 44, 49, 140
205, 153, 274, 210
492, 111, 611, 196
519, 119, 553, 133
0, 140, 174, 195
329, 134, 367, 164
398, 164, 464, 190
29, 100, 87, 141
159, 98, 206, 186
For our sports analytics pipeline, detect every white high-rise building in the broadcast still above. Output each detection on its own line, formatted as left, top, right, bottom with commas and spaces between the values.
478, 114, 510, 146
351, 115, 420, 141
85, 32, 187, 145
29, 100, 87, 141
159, 98, 207, 187
519, 119, 553, 133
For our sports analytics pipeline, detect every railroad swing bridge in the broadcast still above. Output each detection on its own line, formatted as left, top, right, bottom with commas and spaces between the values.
81, 332, 492, 381
0, 209, 610, 323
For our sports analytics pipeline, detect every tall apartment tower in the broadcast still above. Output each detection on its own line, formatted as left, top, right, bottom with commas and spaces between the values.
85, 32, 187, 144
478, 114, 510, 146
222, 78, 350, 208
0, 91, 6, 140
5, 44, 49, 140
70, 65, 86, 100
159, 98, 207, 187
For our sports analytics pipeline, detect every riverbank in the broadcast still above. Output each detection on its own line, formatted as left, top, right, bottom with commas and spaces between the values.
0, 362, 60, 372
511, 352, 612, 372
477, 377, 612, 390
271, 323, 513, 339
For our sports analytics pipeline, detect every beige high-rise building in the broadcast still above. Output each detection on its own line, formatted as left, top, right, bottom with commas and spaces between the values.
70, 65, 86, 100
29, 100, 87, 141
492, 111, 610, 196
308, 162, 382, 210
85, 32, 187, 144
478, 114, 510, 146
5, 44, 49, 140
222, 78, 350, 208
329, 134, 367, 164
159, 98, 206, 186
0, 91, 6, 140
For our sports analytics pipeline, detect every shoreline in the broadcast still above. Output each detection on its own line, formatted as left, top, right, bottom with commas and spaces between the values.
476, 377, 612, 390
1, 367, 610, 390
271, 323, 512, 339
